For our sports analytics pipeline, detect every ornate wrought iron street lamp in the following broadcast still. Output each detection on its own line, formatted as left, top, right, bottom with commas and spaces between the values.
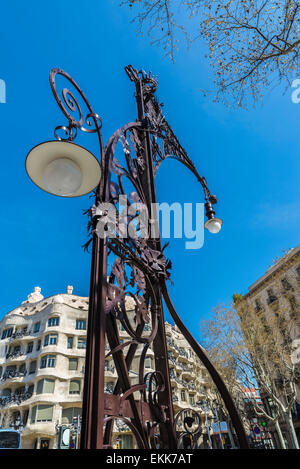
25, 66, 248, 449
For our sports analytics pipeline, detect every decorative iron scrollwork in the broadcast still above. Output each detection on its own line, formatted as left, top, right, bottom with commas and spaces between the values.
47, 65, 249, 450
175, 408, 203, 449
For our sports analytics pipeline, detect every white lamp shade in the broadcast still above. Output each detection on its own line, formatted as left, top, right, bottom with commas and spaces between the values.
25, 140, 101, 197
204, 217, 223, 234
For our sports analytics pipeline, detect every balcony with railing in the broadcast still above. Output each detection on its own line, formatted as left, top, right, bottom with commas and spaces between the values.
178, 347, 189, 359
177, 361, 193, 378
8, 328, 31, 342
0, 368, 27, 383
167, 351, 177, 366
0, 391, 32, 409
166, 337, 179, 356
169, 369, 178, 386
5, 348, 25, 361
104, 382, 115, 394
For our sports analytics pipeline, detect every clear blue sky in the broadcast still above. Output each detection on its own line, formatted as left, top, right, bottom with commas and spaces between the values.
0, 1, 299, 341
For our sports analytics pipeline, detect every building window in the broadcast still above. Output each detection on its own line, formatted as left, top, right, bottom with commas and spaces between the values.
44, 334, 58, 346
33, 322, 40, 333
181, 391, 186, 402
145, 357, 152, 369
267, 288, 277, 304
289, 296, 298, 319
61, 407, 81, 425
281, 277, 292, 291
36, 378, 55, 394
1, 328, 13, 340
11, 345, 21, 356
36, 340, 41, 351
77, 338, 86, 349
289, 296, 297, 310
49, 334, 58, 345
190, 395, 195, 405
5, 366, 16, 375
31, 405, 54, 423
69, 358, 78, 371
29, 361, 37, 374
254, 299, 262, 312
69, 380, 81, 394
15, 386, 25, 397
48, 317, 59, 327
67, 337, 73, 349
75, 319, 86, 330
119, 434, 133, 449
1, 388, 11, 398
27, 342, 33, 353
40, 355, 56, 369
19, 363, 26, 375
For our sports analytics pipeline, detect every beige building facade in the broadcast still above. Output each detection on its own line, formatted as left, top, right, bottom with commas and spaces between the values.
236, 245, 300, 448
0, 286, 215, 449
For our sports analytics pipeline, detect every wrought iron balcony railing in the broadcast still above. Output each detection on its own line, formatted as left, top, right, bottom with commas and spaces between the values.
0, 391, 33, 408
0, 369, 27, 382
5, 349, 24, 360
9, 329, 30, 341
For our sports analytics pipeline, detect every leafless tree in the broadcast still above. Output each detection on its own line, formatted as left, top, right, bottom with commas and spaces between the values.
200, 302, 299, 448
122, 0, 300, 107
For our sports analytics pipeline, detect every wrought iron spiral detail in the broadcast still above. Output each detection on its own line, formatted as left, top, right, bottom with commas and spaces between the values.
49, 68, 104, 160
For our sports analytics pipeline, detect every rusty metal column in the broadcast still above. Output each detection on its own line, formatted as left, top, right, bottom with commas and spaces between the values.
80, 233, 107, 449
134, 77, 177, 449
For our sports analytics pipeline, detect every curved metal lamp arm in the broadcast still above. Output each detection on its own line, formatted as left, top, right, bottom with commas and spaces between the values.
49, 68, 104, 166
161, 280, 249, 448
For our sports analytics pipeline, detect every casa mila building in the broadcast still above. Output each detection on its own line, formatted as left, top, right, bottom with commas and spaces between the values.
0, 286, 215, 449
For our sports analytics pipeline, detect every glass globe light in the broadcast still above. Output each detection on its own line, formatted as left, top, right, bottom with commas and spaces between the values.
25, 140, 101, 197
44, 158, 82, 196
204, 217, 223, 234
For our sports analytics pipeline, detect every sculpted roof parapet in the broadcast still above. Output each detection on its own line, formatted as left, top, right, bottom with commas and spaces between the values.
3, 286, 89, 320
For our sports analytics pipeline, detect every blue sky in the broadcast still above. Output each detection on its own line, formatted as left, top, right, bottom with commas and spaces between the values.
0, 1, 299, 341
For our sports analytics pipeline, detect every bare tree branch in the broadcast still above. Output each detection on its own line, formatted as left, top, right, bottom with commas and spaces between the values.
122, 0, 300, 107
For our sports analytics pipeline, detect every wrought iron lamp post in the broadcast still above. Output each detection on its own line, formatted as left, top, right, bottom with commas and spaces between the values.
25, 65, 249, 449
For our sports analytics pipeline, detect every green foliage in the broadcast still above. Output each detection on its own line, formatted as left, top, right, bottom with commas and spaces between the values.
232, 293, 243, 304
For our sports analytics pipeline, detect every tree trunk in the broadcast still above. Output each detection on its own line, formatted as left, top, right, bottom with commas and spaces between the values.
284, 412, 299, 449
275, 419, 287, 449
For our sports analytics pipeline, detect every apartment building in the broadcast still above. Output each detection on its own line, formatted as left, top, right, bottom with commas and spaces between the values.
0, 286, 215, 449
235, 245, 300, 448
